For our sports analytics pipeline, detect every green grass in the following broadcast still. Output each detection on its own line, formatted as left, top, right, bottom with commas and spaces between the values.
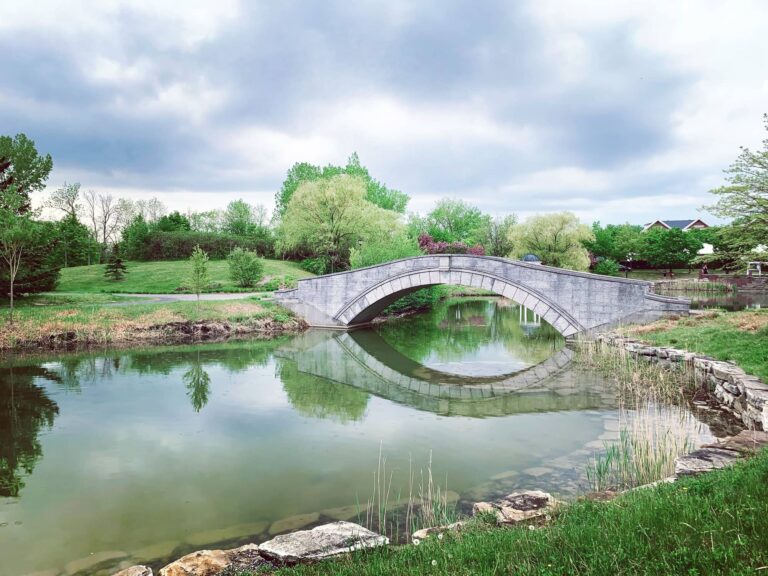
271, 450, 768, 576
56, 259, 313, 293
624, 309, 768, 381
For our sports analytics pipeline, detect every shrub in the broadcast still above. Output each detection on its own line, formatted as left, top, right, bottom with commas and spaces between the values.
227, 248, 264, 287
259, 275, 297, 291
594, 258, 621, 276
417, 233, 485, 256
300, 256, 329, 275
349, 233, 421, 269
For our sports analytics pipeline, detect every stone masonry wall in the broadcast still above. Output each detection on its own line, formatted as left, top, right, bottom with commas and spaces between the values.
597, 333, 768, 431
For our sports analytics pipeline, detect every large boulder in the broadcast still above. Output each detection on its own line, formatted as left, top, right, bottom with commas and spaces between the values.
258, 521, 388, 565
158, 544, 264, 576
472, 490, 559, 524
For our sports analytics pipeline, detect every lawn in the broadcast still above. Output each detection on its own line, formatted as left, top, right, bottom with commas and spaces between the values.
272, 450, 768, 576
56, 259, 314, 293
623, 308, 768, 381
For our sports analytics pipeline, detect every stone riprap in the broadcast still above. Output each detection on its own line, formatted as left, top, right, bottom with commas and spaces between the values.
275, 255, 688, 336
472, 490, 560, 525
258, 521, 388, 565
597, 333, 768, 430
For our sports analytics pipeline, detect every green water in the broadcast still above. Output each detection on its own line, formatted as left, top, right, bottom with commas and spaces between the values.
0, 298, 711, 576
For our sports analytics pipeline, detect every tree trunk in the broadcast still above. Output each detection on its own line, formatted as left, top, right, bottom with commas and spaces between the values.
9, 275, 14, 325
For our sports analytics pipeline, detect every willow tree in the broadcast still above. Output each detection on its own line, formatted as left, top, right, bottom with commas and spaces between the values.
507, 212, 594, 271
277, 174, 401, 272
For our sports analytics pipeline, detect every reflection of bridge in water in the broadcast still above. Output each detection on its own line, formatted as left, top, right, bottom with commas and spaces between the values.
276, 330, 618, 418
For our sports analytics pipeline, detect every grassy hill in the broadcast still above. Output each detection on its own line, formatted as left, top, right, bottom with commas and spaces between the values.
56, 259, 314, 294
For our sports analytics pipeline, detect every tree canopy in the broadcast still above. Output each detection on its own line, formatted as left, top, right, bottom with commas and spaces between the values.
508, 212, 594, 270
0, 134, 53, 213
274, 153, 409, 219
639, 227, 703, 274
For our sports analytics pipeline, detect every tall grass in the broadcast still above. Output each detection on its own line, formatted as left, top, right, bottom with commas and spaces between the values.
654, 279, 734, 293
363, 446, 457, 543
586, 401, 700, 491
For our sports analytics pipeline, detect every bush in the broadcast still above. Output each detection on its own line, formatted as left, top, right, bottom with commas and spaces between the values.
259, 275, 297, 291
135, 231, 271, 261
418, 233, 485, 255
300, 257, 329, 275
594, 258, 621, 276
227, 248, 264, 287
349, 234, 421, 269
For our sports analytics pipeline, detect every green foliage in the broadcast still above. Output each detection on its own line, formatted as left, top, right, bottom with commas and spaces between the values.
277, 174, 402, 271
0, 133, 53, 213
154, 211, 191, 232
133, 230, 268, 261
585, 222, 643, 263
640, 228, 702, 273
479, 214, 517, 256
227, 248, 264, 288
349, 231, 421, 269
420, 199, 490, 244
183, 362, 211, 413
593, 258, 621, 276
706, 113, 768, 254
53, 214, 98, 268
300, 256, 329, 275
274, 153, 409, 219
259, 275, 297, 291
104, 245, 128, 281
187, 245, 209, 305
508, 212, 594, 270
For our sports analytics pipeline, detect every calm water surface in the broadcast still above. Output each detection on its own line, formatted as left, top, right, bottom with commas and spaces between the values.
0, 298, 718, 576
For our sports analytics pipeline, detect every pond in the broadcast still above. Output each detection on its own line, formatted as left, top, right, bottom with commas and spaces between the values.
0, 298, 723, 576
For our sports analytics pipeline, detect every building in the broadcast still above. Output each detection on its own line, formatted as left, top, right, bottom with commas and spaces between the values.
642, 218, 709, 232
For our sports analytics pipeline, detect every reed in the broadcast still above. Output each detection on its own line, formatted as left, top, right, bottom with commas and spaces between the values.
654, 279, 734, 293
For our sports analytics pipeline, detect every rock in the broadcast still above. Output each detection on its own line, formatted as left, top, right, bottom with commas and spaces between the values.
320, 504, 363, 522
411, 521, 466, 541
489, 470, 519, 481
523, 467, 554, 477
133, 541, 180, 563
711, 362, 743, 382
113, 566, 152, 576
705, 430, 768, 454
65, 551, 130, 575
674, 447, 742, 477
259, 521, 388, 565
158, 544, 263, 576
472, 490, 559, 524
268, 512, 320, 536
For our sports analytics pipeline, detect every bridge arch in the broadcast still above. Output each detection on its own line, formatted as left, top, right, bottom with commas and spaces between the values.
334, 267, 585, 337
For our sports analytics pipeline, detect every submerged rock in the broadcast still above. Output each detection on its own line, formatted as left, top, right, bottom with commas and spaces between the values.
704, 430, 768, 454
65, 550, 129, 575
158, 544, 263, 576
674, 447, 742, 477
268, 512, 320, 536
259, 521, 388, 565
113, 566, 152, 576
472, 490, 559, 524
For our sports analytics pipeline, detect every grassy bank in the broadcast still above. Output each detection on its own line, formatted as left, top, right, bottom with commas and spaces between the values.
271, 450, 768, 576
57, 259, 313, 293
0, 295, 304, 350
621, 309, 768, 381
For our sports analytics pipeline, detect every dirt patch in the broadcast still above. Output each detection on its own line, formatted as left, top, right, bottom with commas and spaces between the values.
729, 311, 768, 332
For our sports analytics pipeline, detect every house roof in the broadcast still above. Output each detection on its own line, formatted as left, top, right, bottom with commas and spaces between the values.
642, 218, 708, 231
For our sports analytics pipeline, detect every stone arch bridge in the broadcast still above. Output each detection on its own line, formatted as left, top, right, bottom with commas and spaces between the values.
275, 255, 688, 337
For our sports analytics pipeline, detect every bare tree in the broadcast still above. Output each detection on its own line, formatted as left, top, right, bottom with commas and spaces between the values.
47, 182, 81, 219
135, 197, 166, 223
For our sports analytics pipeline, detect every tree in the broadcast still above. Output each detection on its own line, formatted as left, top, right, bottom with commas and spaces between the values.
54, 214, 96, 268
120, 214, 151, 260
594, 258, 621, 276
640, 228, 702, 275
585, 222, 643, 263
47, 182, 81, 219
135, 197, 166, 223
277, 175, 401, 272
480, 214, 517, 257
706, 113, 768, 253
0, 133, 53, 213
188, 245, 209, 309
423, 199, 490, 244
508, 212, 594, 270
81, 190, 133, 260
274, 153, 409, 219
104, 245, 128, 281
227, 248, 264, 287
0, 189, 40, 323
350, 230, 421, 269
155, 211, 191, 232
223, 199, 265, 236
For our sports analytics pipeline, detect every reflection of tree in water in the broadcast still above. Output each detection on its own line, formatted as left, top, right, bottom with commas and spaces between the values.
377, 298, 563, 365
278, 359, 369, 423
183, 351, 212, 413
0, 367, 59, 497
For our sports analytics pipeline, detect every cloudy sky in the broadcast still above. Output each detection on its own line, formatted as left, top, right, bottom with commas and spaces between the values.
2, 0, 767, 224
